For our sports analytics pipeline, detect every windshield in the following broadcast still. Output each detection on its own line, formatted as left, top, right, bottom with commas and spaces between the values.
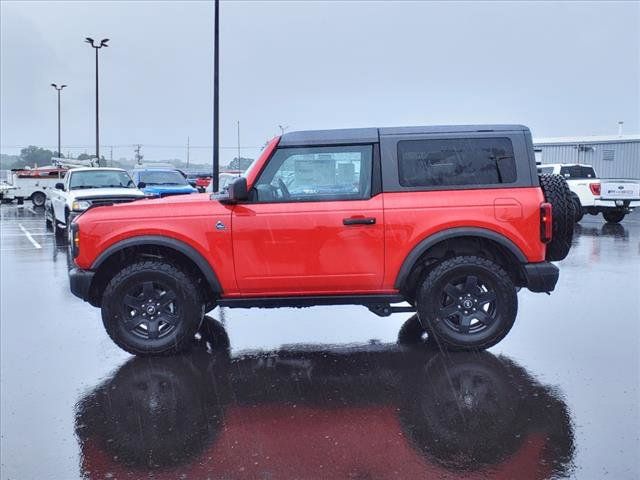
138, 170, 188, 186
69, 170, 135, 190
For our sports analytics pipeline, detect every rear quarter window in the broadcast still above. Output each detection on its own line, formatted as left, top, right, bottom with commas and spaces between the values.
397, 137, 517, 187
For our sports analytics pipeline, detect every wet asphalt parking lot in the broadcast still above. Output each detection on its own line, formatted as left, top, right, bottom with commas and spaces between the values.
0, 204, 638, 479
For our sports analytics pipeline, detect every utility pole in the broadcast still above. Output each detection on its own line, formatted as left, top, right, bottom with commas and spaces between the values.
212, 0, 220, 192
186, 136, 190, 168
278, 124, 289, 136
134, 144, 143, 165
237, 120, 241, 168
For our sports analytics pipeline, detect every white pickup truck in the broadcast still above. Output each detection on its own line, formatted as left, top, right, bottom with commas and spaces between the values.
44, 167, 146, 236
537, 163, 640, 223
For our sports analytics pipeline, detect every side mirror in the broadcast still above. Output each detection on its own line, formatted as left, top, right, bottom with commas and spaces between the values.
227, 177, 248, 202
55, 182, 64, 190
137, 181, 146, 189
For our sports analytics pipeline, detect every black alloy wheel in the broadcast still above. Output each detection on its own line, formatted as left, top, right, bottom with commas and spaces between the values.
121, 280, 179, 340
416, 256, 517, 351
102, 260, 204, 356
437, 274, 498, 335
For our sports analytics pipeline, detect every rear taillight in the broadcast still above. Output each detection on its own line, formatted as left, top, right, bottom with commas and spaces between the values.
589, 182, 601, 196
540, 202, 552, 243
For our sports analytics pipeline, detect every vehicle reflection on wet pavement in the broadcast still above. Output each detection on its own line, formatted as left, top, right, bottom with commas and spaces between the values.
1, 205, 638, 479
75, 318, 574, 479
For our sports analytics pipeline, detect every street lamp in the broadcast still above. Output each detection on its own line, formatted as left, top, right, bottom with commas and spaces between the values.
212, 0, 220, 192
85, 37, 109, 164
50, 83, 67, 160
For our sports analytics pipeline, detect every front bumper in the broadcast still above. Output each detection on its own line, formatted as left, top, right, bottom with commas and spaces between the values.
69, 268, 95, 302
523, 262, 559, 293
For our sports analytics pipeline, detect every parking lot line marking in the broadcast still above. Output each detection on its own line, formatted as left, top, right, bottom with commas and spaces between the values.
2, 233, 51, 237
18, 223, 42, 249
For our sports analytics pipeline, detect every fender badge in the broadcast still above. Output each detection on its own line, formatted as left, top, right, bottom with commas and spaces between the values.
215, 220, 226, 230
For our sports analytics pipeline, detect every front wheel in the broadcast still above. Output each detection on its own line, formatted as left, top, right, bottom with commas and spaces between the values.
102, 260, 205, 356
602, 210, 625, 223
416, 256, 517, 351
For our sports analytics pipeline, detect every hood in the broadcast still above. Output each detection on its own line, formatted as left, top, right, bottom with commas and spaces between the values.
71, 187, 145, 199
143, 184, 198, 195
77, 192, 230, 222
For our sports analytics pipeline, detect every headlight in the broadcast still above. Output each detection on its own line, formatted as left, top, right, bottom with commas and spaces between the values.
72, 200, 91, 211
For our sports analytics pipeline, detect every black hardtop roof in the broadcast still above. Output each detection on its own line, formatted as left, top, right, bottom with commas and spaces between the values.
279, 124, 530, 147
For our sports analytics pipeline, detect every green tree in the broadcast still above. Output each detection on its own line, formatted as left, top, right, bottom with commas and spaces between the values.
19, 146, 55, 166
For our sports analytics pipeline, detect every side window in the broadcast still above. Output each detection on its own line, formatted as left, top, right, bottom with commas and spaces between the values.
253, 145, 373, 202
397, 137, 517, 188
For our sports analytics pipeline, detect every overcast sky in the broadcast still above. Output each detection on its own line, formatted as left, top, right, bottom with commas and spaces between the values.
1, 0, 639, 164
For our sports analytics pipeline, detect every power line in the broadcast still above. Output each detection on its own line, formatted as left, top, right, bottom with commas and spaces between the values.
1, 144, 262, 149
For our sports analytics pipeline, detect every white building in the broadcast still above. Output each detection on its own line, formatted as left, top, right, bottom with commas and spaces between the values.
533, 134, 640, 179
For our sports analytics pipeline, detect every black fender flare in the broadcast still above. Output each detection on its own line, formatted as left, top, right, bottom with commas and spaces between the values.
92, 236, 223, 294
394, 227, 527, 289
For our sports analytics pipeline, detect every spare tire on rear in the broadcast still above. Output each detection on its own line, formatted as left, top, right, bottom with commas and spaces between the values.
538, 173, 575, 261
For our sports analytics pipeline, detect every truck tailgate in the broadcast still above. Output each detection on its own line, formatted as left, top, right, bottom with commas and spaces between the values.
600, 180, 640, 201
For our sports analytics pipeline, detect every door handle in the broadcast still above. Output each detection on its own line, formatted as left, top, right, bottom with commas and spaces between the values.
343, 217, 376, 225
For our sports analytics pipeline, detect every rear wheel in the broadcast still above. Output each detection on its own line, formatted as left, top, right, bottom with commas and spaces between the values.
102, 260, 205, 356
538, 173, 575, 261
31, 191, 46, 207
603, 210, 625, 223
571, 194, 583, 223
416, 256, 517, 351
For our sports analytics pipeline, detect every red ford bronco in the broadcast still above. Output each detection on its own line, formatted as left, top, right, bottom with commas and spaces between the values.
69, 125, 574, 355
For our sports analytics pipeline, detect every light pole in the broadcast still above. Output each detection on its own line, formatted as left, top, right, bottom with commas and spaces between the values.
50, 83, 67, 159
212, 0, 220, 192
85, 37, 109, 165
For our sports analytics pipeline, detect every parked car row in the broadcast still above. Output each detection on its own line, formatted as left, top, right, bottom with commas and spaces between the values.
1, 165, 222, 207
41, 166, 207, 238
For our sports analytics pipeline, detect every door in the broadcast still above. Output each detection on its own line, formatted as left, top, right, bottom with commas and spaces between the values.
232, 144, 384, 295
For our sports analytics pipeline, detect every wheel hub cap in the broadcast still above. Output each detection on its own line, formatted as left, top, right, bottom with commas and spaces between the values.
146, 305, 156, 315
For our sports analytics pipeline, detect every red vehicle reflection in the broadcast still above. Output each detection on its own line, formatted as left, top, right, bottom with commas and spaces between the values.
75, 316, 574, 479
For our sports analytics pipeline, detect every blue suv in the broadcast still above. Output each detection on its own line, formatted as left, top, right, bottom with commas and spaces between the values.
130, 168, 198, 197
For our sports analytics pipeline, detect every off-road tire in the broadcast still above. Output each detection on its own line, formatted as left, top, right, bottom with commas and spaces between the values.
538, 173, 575, 261
397, 314, 429, 346
603, 210, 625, 224
198, 315, 230, 353
571, 193, 583, 223
45, 207, 53, 229
31, 191, 46, 207
416, 256, 517, 351
102, 260, 205, 356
